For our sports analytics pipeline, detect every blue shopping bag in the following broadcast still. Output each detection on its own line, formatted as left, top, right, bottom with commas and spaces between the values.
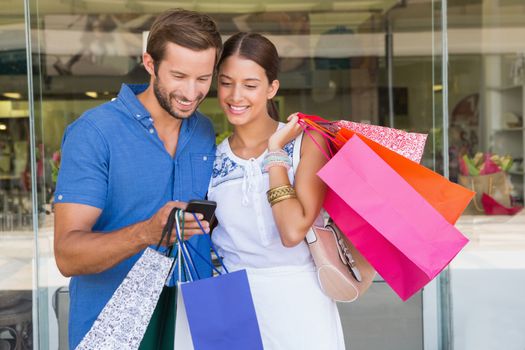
173, 212, 264, 350
181, 270, 263, 350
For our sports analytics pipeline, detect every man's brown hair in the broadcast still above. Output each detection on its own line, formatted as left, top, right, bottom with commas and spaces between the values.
147, 8, 222, 73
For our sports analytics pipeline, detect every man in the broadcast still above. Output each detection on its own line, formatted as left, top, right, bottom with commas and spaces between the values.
53, 9, 222, 349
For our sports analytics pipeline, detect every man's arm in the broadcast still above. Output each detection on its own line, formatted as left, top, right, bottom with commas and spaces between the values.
54, 201, 209, 277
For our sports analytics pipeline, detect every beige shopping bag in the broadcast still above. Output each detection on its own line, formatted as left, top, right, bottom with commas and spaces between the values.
458, 171, 511, 214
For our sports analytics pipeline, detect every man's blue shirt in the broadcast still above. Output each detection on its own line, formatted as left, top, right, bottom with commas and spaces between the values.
55, 84, 216, 349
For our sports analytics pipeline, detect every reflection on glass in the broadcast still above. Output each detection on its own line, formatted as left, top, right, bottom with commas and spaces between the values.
449, 2, 525, 211
0, 9, 34, 350
448, 2, 525, 350
29, 1, 445, 349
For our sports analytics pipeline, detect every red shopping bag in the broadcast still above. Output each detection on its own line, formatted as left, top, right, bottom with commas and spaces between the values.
318, 136, 470, 300
481, 193, 523, 215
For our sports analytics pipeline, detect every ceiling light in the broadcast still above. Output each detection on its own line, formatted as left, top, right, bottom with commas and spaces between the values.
85, 91, 98, 99
2, 92, 22, 99
433, 85, 443, 92
0, 124, 7, 131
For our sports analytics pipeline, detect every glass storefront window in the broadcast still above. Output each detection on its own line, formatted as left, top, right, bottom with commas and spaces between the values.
0, 4, 35, 349
27, 1, 445, 349
1, 0, 518, 349
448, 1, 525, 349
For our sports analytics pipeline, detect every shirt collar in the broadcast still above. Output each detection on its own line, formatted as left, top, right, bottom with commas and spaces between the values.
117, 83, 198, 133
117, 83, 151, 121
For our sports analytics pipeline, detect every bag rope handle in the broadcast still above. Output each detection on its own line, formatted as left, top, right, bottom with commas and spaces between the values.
175, 210, 202, 282
174, 211, 229, 282
155, 207, 178, 252
298, 121, 334, 160
469, 176, 494, 212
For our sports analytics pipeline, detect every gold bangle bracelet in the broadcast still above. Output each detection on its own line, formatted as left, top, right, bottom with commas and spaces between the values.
266, 185, 296, 204
267, 185, 295, 202
269, 193, 297, 207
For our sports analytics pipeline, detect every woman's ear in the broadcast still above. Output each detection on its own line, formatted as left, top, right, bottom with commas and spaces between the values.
267, 79, 280, 100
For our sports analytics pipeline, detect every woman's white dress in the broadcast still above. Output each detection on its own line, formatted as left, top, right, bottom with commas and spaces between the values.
208, 125, 345, 350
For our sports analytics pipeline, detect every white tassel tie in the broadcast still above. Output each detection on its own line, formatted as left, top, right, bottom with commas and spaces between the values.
241, 158, 263, 206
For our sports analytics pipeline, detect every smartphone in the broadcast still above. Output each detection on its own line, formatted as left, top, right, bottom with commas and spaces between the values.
185, 199, 217, 227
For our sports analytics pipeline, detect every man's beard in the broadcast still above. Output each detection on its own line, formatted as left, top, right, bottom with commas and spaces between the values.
153, 79, 203, 120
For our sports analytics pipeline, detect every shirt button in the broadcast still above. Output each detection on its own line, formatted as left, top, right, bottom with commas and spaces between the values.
57, 195, 63, 200
136, 114, 141, 118
149, 128, 155, 134
149, 117, 153, 122
203, 156, 208, 161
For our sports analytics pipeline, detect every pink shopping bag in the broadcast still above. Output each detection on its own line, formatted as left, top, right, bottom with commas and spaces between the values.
318, 135, 469, 300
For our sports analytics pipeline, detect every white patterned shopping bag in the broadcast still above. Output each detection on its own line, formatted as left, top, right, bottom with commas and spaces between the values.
76, 248, 174, 350
76, 209, 180, 350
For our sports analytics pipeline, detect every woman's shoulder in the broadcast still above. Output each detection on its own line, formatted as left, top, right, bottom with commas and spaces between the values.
211, 140, 242, 188
216, 137, 230, 154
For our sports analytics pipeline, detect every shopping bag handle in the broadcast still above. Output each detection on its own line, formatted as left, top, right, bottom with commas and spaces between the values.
296, 113, 347, 159
173, 211, 229, 280
299, 122, 334, 160
297, 112, 344, 144
189, 213, 228, 273
154, 207, 178, 253
152, 207, 208, 282
297, 112, 330, 124
468, 176, 494, 213
297, 117, 340, 144
174, 210, 202, 281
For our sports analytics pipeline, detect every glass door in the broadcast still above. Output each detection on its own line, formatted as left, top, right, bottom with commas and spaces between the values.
0, 1, 36, 349
26, 1, 448, 348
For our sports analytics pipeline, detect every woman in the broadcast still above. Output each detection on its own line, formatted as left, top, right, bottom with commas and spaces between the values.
208, 32, 345, 349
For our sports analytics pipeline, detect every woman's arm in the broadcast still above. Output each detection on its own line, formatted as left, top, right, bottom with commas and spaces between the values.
267, 117, 328, 247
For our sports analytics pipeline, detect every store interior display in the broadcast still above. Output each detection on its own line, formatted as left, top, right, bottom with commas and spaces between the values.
487, 54, 525, 207
458, 152, 523, 215
0, 117, 33, 232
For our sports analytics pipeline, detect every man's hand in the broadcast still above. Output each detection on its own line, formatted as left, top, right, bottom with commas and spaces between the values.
140, 201, 210, 246
54, 201, 210, 277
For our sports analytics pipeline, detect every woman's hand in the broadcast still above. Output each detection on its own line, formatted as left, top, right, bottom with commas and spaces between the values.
268, 113, 303, 151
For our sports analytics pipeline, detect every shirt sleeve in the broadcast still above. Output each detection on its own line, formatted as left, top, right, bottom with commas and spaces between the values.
54, 118, 109, 209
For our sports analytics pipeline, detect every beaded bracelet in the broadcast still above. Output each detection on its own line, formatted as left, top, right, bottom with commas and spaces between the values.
262, 149, 292, 172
